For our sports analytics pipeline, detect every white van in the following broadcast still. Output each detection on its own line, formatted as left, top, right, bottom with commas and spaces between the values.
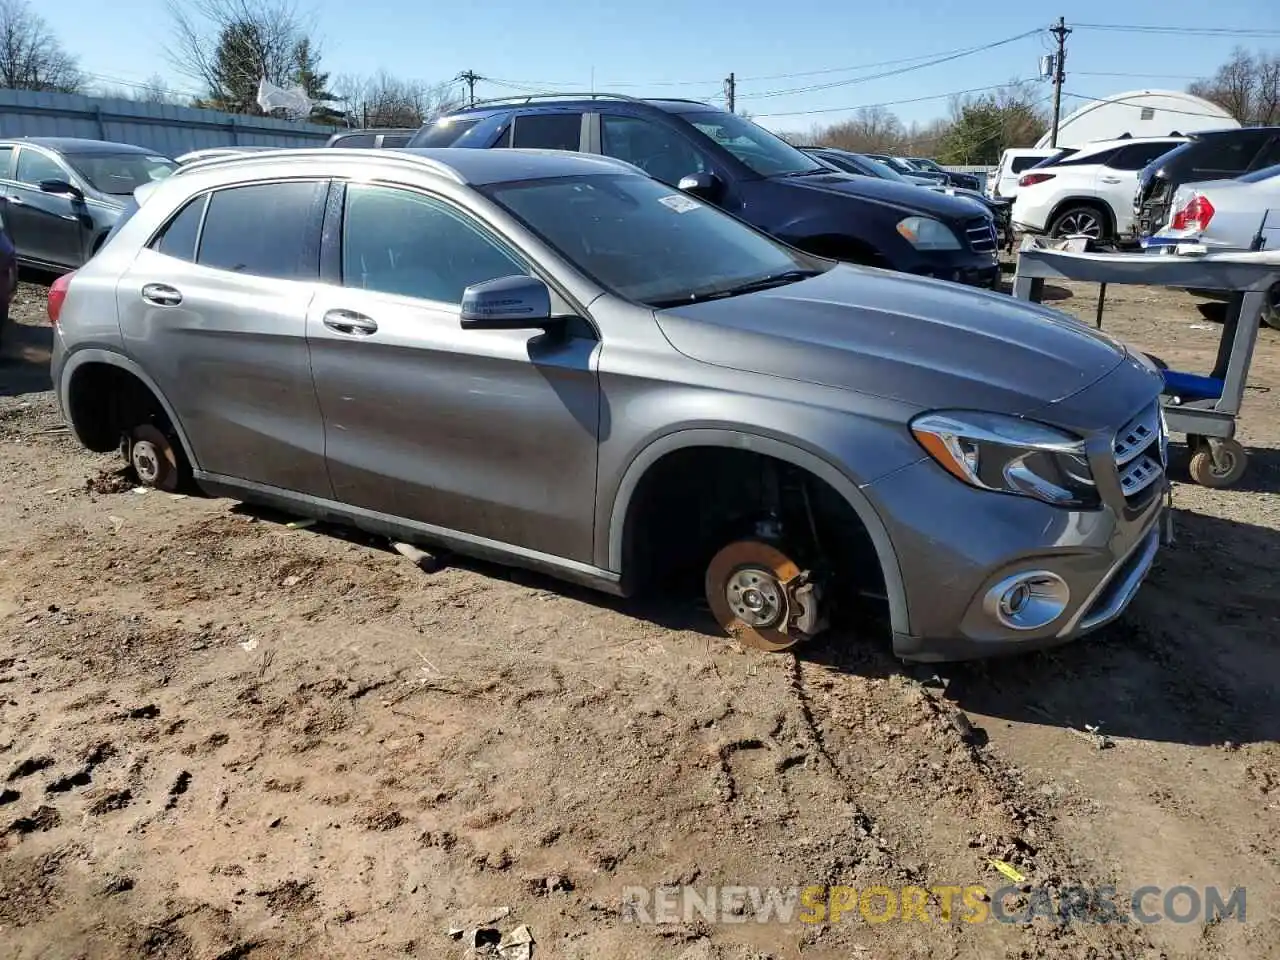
988, 148, 1058, 199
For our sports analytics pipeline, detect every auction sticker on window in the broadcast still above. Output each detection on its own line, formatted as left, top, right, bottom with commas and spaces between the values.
658, 194, 702, 214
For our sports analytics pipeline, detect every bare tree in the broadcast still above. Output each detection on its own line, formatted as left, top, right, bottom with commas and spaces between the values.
166, 0, 314, 111
333, 70, 461, 128
1190, 47, 1280, 125
0, 0, 83, 92
815, 105, 905, 154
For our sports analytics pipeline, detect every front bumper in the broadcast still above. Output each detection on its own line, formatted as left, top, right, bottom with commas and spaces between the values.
902, 249, 1002, 290
866, 454, 1165, 663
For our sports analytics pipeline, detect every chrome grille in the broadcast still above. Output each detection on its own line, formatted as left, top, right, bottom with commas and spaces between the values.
964, 217, 997, 253
1113, 402, 1165, 503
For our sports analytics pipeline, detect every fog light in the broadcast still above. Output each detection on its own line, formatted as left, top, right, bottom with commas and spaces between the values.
983, 571, 1070, 631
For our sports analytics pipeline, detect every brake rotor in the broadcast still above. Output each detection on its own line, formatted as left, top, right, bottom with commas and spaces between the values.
129, 424, 179, 492
705, 540, 809, 652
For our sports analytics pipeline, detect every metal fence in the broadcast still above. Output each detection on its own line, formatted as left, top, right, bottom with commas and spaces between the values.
0, 89, 339, 158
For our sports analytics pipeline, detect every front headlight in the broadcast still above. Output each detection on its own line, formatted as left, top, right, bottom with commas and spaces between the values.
896, 216, 962, 250
911, 410, 1099, 508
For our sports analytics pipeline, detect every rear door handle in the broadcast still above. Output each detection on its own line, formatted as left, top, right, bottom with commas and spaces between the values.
322, 309, 378, 335
7, 196, 23, 206
1100, 177, 1123, 184
141, 283, 183, 306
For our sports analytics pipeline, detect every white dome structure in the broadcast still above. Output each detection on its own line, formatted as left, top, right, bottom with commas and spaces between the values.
1035, 89, 1239, 149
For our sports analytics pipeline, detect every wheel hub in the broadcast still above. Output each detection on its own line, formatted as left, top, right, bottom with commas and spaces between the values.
131, 440, 161, 484
726, 568, 783, 628
705, 540, 827, 652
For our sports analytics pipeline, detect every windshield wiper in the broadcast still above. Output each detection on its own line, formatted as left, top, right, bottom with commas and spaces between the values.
652, 270, 822, 307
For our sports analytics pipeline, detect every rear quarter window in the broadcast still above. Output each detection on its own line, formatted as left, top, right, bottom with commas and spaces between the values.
146, 195, 207, 261
410, 117, 482, 147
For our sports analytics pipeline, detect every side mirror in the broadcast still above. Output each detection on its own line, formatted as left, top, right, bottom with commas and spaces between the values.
460, 275, 554, 330
40, 179, 84, 201
677, 171, 722, 201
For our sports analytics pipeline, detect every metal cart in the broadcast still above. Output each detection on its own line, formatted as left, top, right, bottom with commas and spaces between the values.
1011, 238, 1280, 489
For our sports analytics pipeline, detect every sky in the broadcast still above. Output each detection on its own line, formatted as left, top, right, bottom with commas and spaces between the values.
41, 0, 1280, 134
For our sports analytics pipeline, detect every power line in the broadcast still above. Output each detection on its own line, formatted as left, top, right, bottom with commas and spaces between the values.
1074, 71, 1205, 80
1074, 22, 1280, 37
478, 28, 1046, 94
741, 30, 1044, 100
735, 33, 1045, 83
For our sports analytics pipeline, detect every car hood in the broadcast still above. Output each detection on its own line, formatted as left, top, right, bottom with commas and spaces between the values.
655, 265, 1128, 416
775, 171, 989, 220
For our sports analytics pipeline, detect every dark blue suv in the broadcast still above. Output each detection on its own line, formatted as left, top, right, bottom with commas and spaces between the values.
409, 95, 1001, 289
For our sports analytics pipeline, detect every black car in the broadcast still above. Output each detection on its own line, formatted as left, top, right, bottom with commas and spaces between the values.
1134, 126, 1280, 239
0, 138, 177, 272
409, 95, 1001, 289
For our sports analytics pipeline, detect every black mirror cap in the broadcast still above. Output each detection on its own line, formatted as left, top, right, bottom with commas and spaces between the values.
39, 179, 83, 199
677, 171, 722, 200
460, 275, 555, 330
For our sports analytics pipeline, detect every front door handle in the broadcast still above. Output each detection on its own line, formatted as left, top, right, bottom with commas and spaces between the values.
7, 196, 23, 206
1100, 176, 1123, 184
322, 309, 378, 335
141, 283, 183, 306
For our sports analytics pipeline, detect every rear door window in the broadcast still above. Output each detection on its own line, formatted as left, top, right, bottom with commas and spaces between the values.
0, 146, 13, 178
509, 113, 585, 151
196, 181, 323, 280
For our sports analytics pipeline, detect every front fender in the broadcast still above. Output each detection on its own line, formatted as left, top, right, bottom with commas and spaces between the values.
604, 427, 911, 638
57, 347, 201, 469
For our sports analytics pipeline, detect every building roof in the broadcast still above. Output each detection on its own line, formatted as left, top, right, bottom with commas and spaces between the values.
1035, 90, 1239, 149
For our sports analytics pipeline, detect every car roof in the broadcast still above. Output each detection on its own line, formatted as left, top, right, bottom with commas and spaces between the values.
176, 146, 644, 186
0, 137, 161, 155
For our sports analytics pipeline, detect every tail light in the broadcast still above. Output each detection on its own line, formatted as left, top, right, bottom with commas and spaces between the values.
1019, 172, 1056, 188
48, 271, 74, 326
1170, 194, 1215, 232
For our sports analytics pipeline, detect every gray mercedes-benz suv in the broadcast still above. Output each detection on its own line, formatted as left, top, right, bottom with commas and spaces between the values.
48, 148, 1167, 661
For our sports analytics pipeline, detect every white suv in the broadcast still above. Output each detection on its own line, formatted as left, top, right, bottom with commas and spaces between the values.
1011, 137, 1186, 244
987, 148, 1057, 200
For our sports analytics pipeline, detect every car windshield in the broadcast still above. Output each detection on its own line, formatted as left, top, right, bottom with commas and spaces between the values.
1238, 162, 1280, 184
684, 111, 823, 177
854, 154, 909, 182
484, 173, 826, 307
65, 152, 176, 195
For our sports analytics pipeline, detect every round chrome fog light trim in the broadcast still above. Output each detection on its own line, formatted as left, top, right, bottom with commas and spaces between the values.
983, 571, 1070, 631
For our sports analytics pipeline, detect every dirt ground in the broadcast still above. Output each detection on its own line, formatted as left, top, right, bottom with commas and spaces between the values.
1, 267, 1279, 960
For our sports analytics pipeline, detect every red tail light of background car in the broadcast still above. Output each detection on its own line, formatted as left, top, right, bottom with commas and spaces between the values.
1018, 172, 1056, 188
48, 271, 74, 326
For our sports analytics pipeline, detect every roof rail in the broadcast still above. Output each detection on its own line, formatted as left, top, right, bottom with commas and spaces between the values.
175, 147, 466, 183
460, 91, 713, 111
465, 91, 651, 109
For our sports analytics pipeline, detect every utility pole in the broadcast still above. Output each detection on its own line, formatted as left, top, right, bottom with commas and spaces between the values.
457, 70, 482, 107
1049, 17, 1072, 148
724, 72, 735, 113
